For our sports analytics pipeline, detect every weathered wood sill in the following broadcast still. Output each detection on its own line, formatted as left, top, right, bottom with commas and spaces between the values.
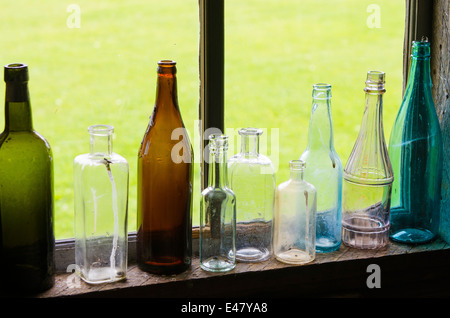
34, 235, 450, 298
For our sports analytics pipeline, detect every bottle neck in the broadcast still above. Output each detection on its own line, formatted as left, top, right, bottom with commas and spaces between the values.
360, 91, 384, 147
89, 125, 113, 157
4, 82, 33, 132
240, 134, 260, 156
306, 96, 334, 150
155, 62, 178, 111
405, 54, 432, 93
208, 149, 228, 188
290, 168, 304, 181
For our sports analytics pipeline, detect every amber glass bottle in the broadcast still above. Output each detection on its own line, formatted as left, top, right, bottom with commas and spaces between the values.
137, 60, 193, 275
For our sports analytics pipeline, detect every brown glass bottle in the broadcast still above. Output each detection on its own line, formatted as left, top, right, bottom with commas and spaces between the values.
137, 60, 193, 275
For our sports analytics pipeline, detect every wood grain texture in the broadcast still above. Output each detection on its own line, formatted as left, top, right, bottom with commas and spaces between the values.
431, 0, 450, 243
31, 239, 450, 298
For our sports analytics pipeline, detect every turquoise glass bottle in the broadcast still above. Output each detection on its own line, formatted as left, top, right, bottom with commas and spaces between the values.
300, 83, 342, 253
388, 40, 443, 244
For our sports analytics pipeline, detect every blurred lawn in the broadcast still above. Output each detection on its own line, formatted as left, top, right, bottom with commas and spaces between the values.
0, 0, 405, 239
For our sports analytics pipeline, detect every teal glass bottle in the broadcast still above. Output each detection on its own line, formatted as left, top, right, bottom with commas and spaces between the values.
388, 40, 443, 244
200, 134, 236, 272
300, 83, 343, 253
0, 63, 55, 293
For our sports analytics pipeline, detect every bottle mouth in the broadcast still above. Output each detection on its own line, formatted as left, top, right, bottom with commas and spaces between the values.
411, 39, 430, 58
4, 63, 29, 82
88, 124, 114, 136
312, 83, 332, 99
364, 71, 386, 93
289, 159, 306, 171
208, 134, 228, 151
158, 60, 176, 66
238, 127, 263, 136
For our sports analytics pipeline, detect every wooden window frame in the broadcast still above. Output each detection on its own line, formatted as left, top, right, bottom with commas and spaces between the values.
33, 0, 450, 298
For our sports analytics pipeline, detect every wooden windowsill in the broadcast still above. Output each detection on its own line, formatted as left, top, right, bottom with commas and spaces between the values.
34, 236, 450, 298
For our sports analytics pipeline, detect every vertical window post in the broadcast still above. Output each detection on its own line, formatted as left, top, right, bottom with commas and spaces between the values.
199, 0, 225, 190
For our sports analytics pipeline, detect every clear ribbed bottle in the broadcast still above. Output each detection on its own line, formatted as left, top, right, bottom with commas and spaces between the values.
342, 71, 394, 249
228, 128, 275, 262
300, 84, 343, 253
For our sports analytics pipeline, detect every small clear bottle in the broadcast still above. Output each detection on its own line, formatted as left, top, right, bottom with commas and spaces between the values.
300, 84, 343, 253
200, 134, 236, 272
74, 125, 129, 284
273, 160, 317, 265
228, 128, 275, 262
342, 71, 394, 249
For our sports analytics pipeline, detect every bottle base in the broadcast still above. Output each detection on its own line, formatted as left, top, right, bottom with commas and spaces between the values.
390, 228, 436, 244
200, 256, 235, 272
79, 267, 126, 284
236, 247, 270, 263
275, 249, 314, 265
315, 237, 341, 253
342, 216, 389, 249
138, 260, 190, 275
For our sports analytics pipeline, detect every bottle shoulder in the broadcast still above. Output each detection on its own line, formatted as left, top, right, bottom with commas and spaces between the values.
277, 179, 317, 194
0, 130, 52, 154
201, 186, 236, 200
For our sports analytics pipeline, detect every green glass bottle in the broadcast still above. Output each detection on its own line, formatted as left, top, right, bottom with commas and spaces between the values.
0, 63, 55, 293
388, 40, 443, 244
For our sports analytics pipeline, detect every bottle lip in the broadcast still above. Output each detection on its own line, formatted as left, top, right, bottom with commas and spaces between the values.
158, 60, 176, 66
238, 127, 263, 136
364, 70, 386, 93
4, 63, 29, 82
208, 134, 229, 151
289, 159, 306, 170
411, 40, 431, 58
88, 124, 114, 136
312, 83, 332, 99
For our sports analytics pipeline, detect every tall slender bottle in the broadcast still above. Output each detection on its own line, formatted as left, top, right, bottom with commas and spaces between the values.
342, 71, 394, 249
300, 83, 343, 253
388, 40, 443, 244
0, 63, 55, 293
200, 134, 236, 272
137, 60, 193, 275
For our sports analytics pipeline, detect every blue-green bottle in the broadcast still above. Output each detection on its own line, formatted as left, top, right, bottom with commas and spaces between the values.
388, 40, 443, 244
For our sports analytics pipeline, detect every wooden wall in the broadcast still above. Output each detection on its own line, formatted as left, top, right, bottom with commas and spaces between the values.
431, 0, 450, 243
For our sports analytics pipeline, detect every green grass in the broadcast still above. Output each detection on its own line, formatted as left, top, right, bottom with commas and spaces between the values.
0, 0, 405, 239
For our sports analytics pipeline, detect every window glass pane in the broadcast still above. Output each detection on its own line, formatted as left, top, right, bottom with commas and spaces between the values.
225, 0, 405, 185
0, 0, 200, 239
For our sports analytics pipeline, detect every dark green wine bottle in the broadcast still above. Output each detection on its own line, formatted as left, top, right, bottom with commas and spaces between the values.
0, 63, 55, 294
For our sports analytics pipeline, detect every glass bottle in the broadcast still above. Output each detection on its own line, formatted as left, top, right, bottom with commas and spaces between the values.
73, 125, 129, 284
200, 134, 236, 272
273, 160, 317, 265
342, 71, 394, 249
228, 128, 275, 262
0, 63, 55, 293
388, 40, 443, 244
300, 83, 343, 253
137, 60, 193, 275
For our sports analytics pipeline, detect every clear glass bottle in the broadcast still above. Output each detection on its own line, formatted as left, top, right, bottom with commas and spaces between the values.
137, 60, 193, 275
74, 124, 129, 284
342, 71, 394, 249
200, 134, 236, 272
228, 128, 275, 262
388, 40, 443, 244
300, 84, 343, 253
0, 63, 55, 293
273, 160, 317, 265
